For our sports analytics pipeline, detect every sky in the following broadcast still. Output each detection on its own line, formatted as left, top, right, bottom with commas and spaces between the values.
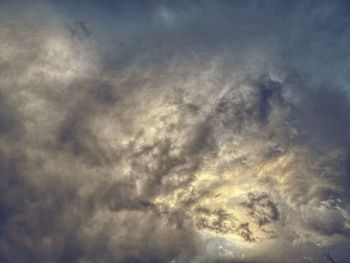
0, 0, 350, 262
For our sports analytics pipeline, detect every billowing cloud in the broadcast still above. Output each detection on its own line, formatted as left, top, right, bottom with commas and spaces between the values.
0, 1, 349, 263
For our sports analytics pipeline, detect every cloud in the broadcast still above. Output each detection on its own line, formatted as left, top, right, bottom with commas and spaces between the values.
0, 0, 349, 263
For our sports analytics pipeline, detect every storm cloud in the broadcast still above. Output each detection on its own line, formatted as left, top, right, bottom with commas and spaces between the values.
0, 0, 350, 262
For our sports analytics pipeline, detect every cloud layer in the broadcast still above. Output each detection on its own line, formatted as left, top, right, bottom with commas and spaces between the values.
0, 1, 350, 262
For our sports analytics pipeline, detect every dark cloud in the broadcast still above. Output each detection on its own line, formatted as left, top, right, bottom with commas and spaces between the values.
241, 192, 280, 228
0, 0, 349, 262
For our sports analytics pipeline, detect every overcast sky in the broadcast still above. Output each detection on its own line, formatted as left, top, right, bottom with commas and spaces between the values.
0, 1, 350, 262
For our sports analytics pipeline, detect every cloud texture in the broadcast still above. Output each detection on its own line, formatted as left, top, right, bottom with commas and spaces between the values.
0, 1, 350, 262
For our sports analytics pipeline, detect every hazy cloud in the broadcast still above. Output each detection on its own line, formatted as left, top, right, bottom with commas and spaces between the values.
0, 1, 349, 263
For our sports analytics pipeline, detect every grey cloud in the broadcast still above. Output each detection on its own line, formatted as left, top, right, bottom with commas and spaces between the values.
0, 98, 16, 136
241, 192, 280, 227
0, 0, 350, 263
67, 20, 92, 41
286, 74, 350, 150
